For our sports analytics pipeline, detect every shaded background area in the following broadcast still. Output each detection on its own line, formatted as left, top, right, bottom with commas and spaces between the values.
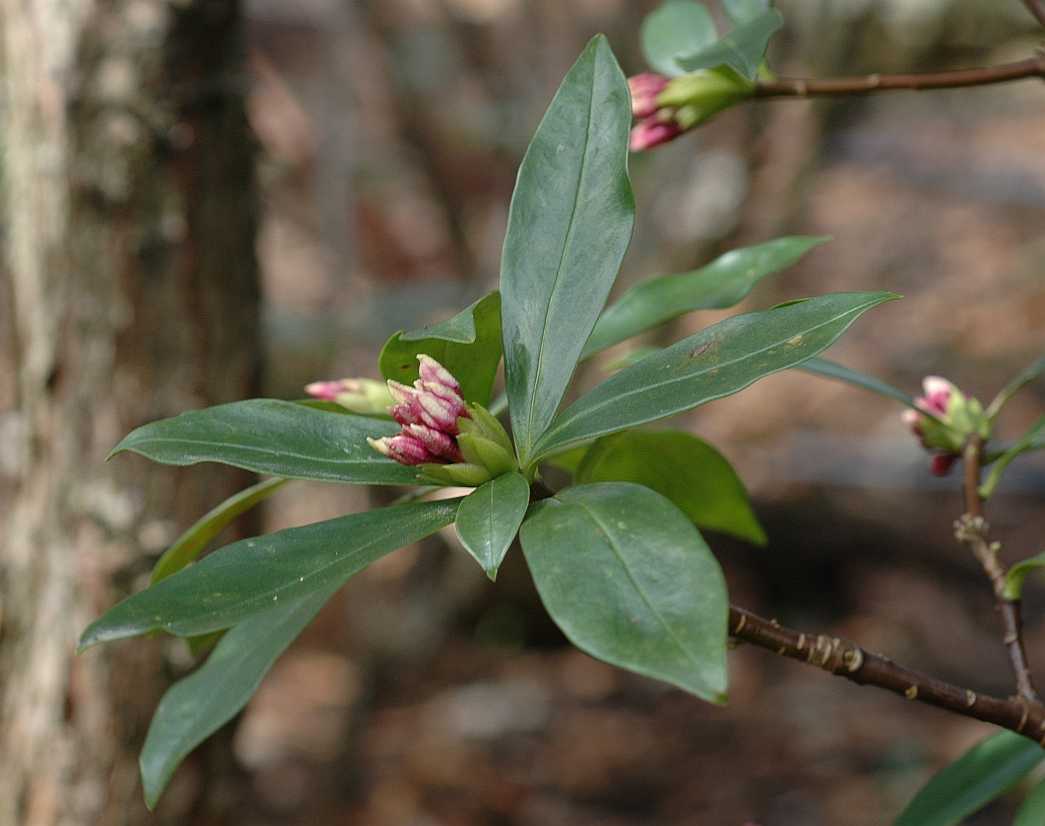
1, 0, 1043, 824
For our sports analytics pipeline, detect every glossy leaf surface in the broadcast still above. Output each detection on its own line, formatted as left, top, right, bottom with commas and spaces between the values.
454, 472, 530, 580
140, 582, 338, 808
1014, 776, 1045, 826
379, 291, 503, 405
533, 292, 897, 460
575, 430, 765, 545
521, 482, 729, 701
722, 0, 770, 24
111, 399, 420, 485
80, 498, 460, 647
151, 477, 289, 584
894, 732, 1044, 826
500, 35, 634, 466
583, 236, 828, 358
678, 9, 783, 80
640, 0, 718, 77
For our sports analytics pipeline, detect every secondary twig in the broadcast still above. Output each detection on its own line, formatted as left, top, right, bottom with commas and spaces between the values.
754, 55, 1045, 99
959, 435, 1039, 702
1024, 0, 1045, 28
730, 605, 1045, 743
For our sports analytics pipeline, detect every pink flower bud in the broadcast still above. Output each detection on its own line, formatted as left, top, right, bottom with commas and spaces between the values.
628, 73, 669, 119
417, 354, 460, 393
930, 453, 958, 477
306, 379, 354, 402
416, 390, 461, 434
918, 376, 955, 416
406, 424, 463, 462
371, 433, 434, 466
629, 117, 682, 152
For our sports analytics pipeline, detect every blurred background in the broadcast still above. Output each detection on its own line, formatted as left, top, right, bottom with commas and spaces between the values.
1, 0, 1043, 824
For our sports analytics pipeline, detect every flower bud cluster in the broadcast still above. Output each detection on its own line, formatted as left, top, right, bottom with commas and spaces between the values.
902, 376, 990, 476
365, 354, 517, 486
628, 68, 753, 152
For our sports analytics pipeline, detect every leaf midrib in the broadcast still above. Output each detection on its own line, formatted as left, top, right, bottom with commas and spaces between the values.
520, 50, 598, 463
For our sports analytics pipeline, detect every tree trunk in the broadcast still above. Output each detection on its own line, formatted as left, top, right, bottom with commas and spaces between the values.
0, 2, 259, 824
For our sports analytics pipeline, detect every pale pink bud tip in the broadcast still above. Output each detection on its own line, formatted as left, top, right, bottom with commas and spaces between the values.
628, 73, 669, 119
629, 117, 682, 152
367, 436, 392, 457
417, 354, 460, 393
920, 375, 956, 415
306, 380, 351, 401
385, 433, 434, 465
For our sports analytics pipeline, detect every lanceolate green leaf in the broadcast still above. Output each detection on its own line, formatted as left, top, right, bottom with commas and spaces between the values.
151, 477, 289, 584
111, 399, 420, 485
722, 0, 770, 25
987, 354, 1045, 420
379, 291, 503, 405
583, 236, 828, 358
454, 472, 530, 580
79, 498, 460, 648
894, 732, 1044, 826
532, 292, 897, 461
981, 415, 1045, 499
640, 1, 718, 77
1003, 551, 1045, 600
799, 357, 943, 422
521, 482, 728, 701
678, 8, 784, 80
1014, 776, 1045, 826
140, 582, 340, 809
500, 35, 635, 466
575, 430, 766, 545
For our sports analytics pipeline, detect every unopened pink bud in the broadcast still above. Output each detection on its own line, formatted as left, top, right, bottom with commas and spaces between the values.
629, 117, 682, 152
385, 433, 434, 465
417, 354, 460, 393
306, 379, 353, 402
919, 376, 955, 416
628, 73, 669, 119
930, 453, 958, 477
416, 390, 460, 434
406, 424, 463, 462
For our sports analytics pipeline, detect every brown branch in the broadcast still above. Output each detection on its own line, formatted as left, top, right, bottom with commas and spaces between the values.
1024, 0, 1045, 28
730, 605, 1045, 743
959, 435, 1039, 702
754, 56, 1045, 99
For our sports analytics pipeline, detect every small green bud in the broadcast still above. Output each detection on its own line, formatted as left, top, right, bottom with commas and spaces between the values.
420, 462, 493, 487
458, 433, 516, 477
656, 66, 754, 128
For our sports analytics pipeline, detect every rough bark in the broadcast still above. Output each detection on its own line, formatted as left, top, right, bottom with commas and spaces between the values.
0, 2, 259, 824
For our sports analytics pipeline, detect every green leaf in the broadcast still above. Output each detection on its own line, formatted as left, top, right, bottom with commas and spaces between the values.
79, 497, 460, 648
799, 358, 944, 423
542, 444, 591, 475
500, 35, 635, 467
678, 9, 784, 80
987, 354, 1045, 420
151, 477, 289, 584
1015, 776, 1045, 826
532, 292, 898, 461
454, 472, 530, 580
521, 482, 728, 701
575, 430, 766, 545
894, 732, 1044, 826
111, 399, 421, 485
722, 0, 770, 25
140, 582, 339, 809
640, 1, 718, 77
981, 415, 1045, 499
583, 236, 828, 358
379, 291, 503, 405
1004, 551, 1045, 600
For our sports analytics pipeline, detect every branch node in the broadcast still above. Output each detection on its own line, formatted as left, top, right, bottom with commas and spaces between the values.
843, 647, 864, 673
905, 685, 919, 700
733, 614, 747, 635
966, 690, 977, 708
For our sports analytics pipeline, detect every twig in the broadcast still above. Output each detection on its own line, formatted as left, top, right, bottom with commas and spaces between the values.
959, 435, 1039, 702
1024, 0, 1045, 28
754, 56, 1045, 99
730, 605, 1045, 743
